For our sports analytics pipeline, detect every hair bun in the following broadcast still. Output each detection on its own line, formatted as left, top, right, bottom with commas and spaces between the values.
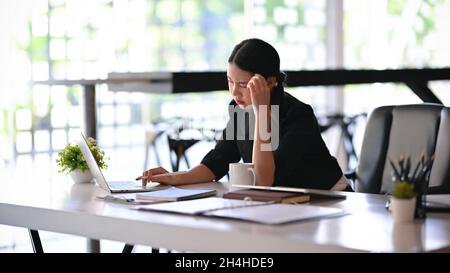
277, 72, 286, 83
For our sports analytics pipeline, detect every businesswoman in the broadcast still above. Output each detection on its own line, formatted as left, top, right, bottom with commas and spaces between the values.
139, 38, 347, 190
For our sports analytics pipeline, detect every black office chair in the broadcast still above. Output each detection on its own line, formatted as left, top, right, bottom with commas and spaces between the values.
345, 104, 450, 194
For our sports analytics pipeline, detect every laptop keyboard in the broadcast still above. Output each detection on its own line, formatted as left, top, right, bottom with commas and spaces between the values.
109, 181, 142, 189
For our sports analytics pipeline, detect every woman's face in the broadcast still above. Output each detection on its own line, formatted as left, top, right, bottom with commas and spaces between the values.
227, 62, 254, 109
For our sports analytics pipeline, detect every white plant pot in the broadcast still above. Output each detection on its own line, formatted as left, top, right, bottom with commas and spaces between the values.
391, 197, 416, 223
70, 168, 93, 183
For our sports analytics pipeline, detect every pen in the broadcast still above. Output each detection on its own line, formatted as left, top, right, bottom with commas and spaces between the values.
136, 172, 179, 180
135, 175, 158, 181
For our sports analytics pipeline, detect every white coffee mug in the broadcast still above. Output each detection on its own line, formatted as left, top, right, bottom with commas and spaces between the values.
229, 163, 256, 187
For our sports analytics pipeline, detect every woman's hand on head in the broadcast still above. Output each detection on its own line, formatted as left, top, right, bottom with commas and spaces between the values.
247, 74, 271, 111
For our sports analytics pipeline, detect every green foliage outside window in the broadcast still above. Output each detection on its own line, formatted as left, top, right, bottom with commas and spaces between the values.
388, 0, 444, 53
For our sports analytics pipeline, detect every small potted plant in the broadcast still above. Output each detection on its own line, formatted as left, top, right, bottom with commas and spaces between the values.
56, 137, 108, 183
390, 181, 417, 223
388, 154, 434, 222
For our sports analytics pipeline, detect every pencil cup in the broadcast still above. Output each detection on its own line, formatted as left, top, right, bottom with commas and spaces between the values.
229, 163, 256, 189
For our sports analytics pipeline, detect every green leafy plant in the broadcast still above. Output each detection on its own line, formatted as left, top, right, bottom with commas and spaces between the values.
56, 137, 108, 175
392, 181, 417, 199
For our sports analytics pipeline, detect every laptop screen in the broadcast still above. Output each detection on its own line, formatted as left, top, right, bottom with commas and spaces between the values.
77, 132, 110, 191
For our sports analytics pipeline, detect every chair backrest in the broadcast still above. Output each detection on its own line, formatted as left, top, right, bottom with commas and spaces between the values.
355, 103, 450, 194
429, 107, 450, 191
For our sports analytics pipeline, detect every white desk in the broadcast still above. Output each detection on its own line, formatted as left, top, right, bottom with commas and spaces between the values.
1, 178, 450, 253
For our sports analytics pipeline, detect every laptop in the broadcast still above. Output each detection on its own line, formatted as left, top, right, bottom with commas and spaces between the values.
78, 132, 166, 193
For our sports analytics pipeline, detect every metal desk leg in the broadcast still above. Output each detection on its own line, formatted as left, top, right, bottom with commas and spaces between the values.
28, 229, 44, 253
122, 244, 134, 253
81, 84, 97, 139
81, 84, 100, 253
122, 244, 162, 253
87, 238, 101, 253
152, 248, 160, 253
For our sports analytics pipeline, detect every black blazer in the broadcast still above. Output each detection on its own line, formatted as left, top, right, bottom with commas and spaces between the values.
201, 92, 343, 190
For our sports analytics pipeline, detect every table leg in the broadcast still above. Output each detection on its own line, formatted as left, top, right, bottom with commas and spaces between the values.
28, 229, 44, 253
81, 84, 100, 252
87, 238, 101, 253
81, 84, 97, 139
122, 244, 134, 253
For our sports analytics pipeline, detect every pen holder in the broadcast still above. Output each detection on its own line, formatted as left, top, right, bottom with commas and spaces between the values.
414, 193, 426, 219
391, 196, 416, 223
389, 154, 433, 220
412, 168, 430, 219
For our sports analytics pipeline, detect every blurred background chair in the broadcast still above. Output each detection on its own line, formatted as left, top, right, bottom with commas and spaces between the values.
318, 112, 367, 172
143, 124, 166, 170
167, 137, 199, 172
345, 103, 450, 194
143, 116, 223, 173
167, 125, 222, 172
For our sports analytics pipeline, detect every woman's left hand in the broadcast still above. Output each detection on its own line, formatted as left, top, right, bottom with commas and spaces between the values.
247, 74, 271, 112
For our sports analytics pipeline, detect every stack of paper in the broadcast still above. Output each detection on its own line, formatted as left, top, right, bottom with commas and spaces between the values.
223, 189, 310, 204
135, 187, 217, 201
136, 197, 345, 224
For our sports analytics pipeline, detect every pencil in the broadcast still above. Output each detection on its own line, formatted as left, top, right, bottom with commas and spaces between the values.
410, 158, 422, 182
404, 156, 411, 180
415, 154, 435, 192
398, 155, 404, 179
389, 158, 401, 181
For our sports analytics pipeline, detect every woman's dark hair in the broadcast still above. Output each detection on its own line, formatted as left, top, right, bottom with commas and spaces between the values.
228, 38, 286, 104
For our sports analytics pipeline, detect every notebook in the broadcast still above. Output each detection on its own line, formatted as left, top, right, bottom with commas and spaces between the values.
135, 187, 217, 201
223, 189, 310, 204
425, 194, 450, 212
136, 197, 345, 225
232, 184, 347, 201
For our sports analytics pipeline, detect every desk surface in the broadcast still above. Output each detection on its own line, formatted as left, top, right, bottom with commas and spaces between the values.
1, 177, 450, 253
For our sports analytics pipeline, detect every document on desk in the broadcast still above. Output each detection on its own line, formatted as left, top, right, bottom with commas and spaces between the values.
136, 197, 345, 224
135, 187, 217, 201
